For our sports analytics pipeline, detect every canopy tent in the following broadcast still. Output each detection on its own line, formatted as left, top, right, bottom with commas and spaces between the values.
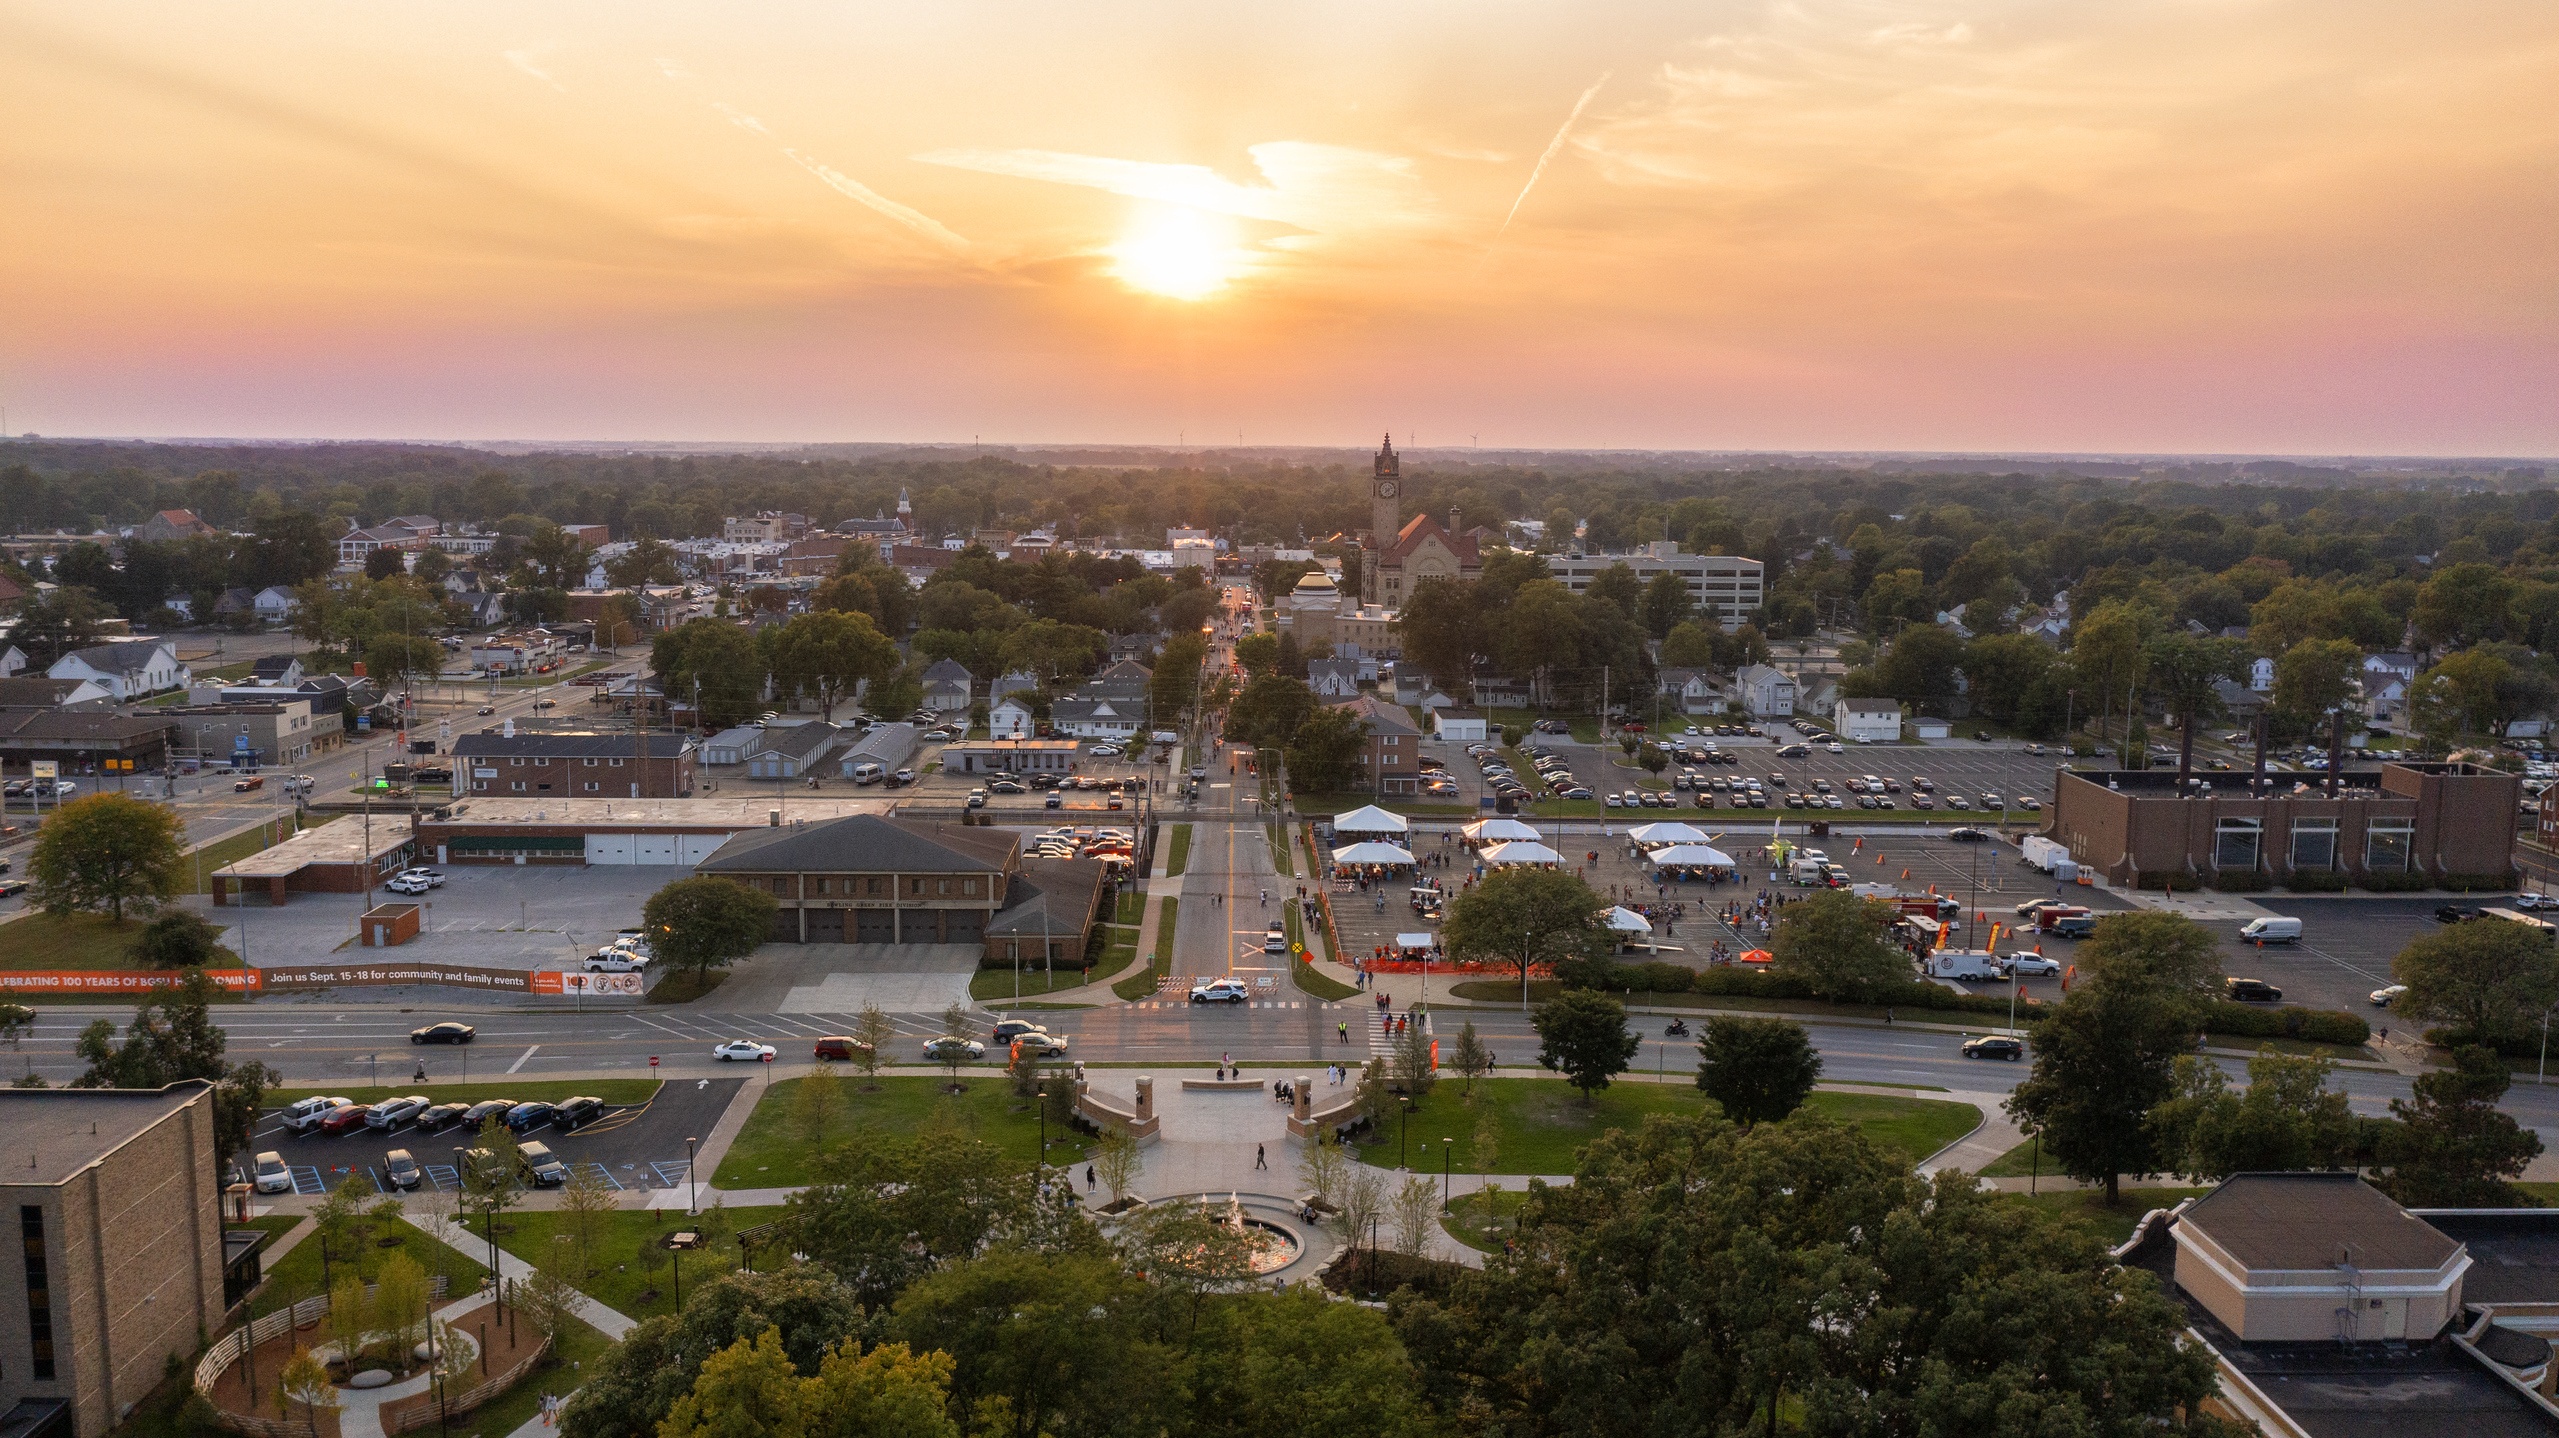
1645, 843, 1735, 868
1463, 817, 1543, 843
1603, 906, 1653, 933
1483, 840, 1566, 866
1331, 804, 1410, 836
1331, 841, 1418, 867
1394, 932, 1438, 951
1628, 821, 1711, 846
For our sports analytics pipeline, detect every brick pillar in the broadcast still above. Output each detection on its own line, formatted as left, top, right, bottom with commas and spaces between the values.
1134, 1076, 1154, 1123
1293, 1077, 1311, 1125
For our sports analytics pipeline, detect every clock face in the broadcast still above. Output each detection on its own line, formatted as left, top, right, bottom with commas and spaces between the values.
1377, 479, 1399, 498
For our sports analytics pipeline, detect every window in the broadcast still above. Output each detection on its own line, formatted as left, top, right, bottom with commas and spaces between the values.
963, 879, 979, 897
582, 758, 596, 768
22, 1205, 53, 1379
510, 781, 526, 792
534, 758, 549, 768
2367, 820, 2414, 874
2214, 817, 2261, 871
610, 759, 623, 768
582, 783, 598, 793
937, 879, 951, 896
2290, 818, 2337, 870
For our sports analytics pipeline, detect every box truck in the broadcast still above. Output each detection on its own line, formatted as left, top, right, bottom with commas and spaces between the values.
1925, 950, 2003, 980
2019, 835, 2069, 872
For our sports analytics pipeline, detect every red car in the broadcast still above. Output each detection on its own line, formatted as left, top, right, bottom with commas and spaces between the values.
318, 1104, 372, 1135
813, 1036, 873, 1062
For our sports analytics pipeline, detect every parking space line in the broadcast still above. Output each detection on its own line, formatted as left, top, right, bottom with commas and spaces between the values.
424, 1164, 459, 1191
506, 1044, 540, 1073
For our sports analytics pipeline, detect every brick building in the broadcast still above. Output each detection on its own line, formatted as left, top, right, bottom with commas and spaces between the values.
2046, 761, 2520, 889
693, 813, 1107, 957
1331, 694, 1421, 796
0, 1084, 229, 1438
453, 731, 697, 798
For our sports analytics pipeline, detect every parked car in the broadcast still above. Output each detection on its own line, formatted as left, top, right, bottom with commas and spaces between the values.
713, 1039, 776, 1062
584, 948, 647, 973
921, 1036, 987, 1063
382, 1148, 422, 1191
365, 1094, 430, 1129
1945, 827, 1991, 842
386, 874, 434, 895
460, 1100, 517, 1128
552, 1096, 605, 1131
253, 1150, 294, 1194
318, 1104, 373, 1135
2226, 978, 2284, 1003
1961, 1035, 2026, 1060
413, 1102, 471, 1133
2371, 984, 2409, 1007
2001, 955, 2063, 978
281, 1094, 356, 1134
2435, 904, 2485, 924
504, 1101, 556, 1133
813, 1035, 872, 1062
991, 1019, 1049, 1043
411, 1022, 477, 1044
392, 868, 446, 888
517, 1141, 569, 1187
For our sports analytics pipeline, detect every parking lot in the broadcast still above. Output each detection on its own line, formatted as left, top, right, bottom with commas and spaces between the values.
209, 863, 679, 971
248, 1076, 743, 1196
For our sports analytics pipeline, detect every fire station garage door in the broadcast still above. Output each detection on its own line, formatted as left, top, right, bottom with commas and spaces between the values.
940, 910, 985, 945
803, 908, 846, 943
854, 909, 898, 942
584, 834, 635, 865
635, 834, 680, 865
676, 834, 726, 864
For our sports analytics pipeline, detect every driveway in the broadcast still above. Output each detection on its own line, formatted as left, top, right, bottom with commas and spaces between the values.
714, 942, 983, 1013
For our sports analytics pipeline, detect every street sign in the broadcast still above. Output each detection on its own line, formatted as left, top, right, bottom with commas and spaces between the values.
30, 761, 55, 781
649, 1055, 660, 1069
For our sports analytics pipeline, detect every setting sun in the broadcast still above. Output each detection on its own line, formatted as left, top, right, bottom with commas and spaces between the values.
1109, 206, 1241, 301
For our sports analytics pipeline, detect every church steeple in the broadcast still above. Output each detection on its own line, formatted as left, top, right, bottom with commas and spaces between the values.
1370, 433, 1400, 546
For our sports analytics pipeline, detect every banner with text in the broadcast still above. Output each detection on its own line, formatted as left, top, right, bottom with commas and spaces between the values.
254, 964, 536, 992
529, 971, 643, 997
0, 969, 262, 994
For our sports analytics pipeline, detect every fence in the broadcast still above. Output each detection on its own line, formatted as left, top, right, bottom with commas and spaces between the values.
385, 1332, 552, 1433
196, 1277, 454, 1437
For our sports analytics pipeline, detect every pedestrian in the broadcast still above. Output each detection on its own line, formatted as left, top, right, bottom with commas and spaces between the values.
1255, 1143, 1268, 1170
1338, 1020, 1349, 1042
1086, 1164, 1095, 1187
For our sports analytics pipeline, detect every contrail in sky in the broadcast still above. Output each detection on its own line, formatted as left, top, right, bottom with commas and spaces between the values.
1500, 72, 1610, 232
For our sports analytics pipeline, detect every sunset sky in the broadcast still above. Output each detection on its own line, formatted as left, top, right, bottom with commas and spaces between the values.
2, 1, 2552, 454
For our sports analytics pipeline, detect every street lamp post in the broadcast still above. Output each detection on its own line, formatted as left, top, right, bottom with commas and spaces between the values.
1441, 1137, 1452, 1204
686, 1136, 700, 1214
1399, 1097, 1411, 1170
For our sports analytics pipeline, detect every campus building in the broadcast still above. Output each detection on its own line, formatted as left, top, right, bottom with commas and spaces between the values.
1544, 542, 1766, 632
2045, 761, 2520, 889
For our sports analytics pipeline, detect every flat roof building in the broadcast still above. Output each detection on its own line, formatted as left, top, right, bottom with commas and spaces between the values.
0, 1084, 228, 1438
1545, 543, 1765, 632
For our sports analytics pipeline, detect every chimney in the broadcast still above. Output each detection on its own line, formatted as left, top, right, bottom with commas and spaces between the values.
1449, 507, 1462, 537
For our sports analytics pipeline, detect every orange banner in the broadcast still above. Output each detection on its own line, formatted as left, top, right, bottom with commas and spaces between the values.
0, 969, 261, 993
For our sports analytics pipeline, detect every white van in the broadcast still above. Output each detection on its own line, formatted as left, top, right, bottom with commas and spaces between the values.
2239, 916, 2303, 945
848, 762, 884, 786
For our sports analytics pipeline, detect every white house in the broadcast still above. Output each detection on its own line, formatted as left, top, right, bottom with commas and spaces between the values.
48, 640, 189, 700
1049, 696, 1143, 740
1307, 658, 1362, 700
1733, 663, 1797, 719
1911, 717, 1953, 740
0, 646, 25, 678
2250, 656, 2276, 693
1432, 708, 1488, 744
1835, 698, 1903, 743
920, 659, 973, 713
1656, 667, 1723, 717
988, 697, 1035, 740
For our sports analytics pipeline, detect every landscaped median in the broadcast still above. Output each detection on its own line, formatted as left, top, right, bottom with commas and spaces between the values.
1284, 899, 1358, 1001
1353, 1077, 1981, 1176
1165, 823, 1192, 877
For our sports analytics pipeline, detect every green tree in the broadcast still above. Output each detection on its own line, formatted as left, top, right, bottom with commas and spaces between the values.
1638, 570, 1693, 638
560, 1155, 620, 1278
133, 910, 223, 968
277, 1347, 338, 1438
1226, 672, 1317, 752
2005, 913, 2222, 1204
563, 1270, 866, 1438
653, 619, 768, 730
772, 611, 899, 721
30, 791, 186, 920
794, 1064, 846, 1148
1658, 620, 1718, 669
1390, 1021, 1438, 1101
372, 1252, 431, 1359
2272, 636, 2362, 738
644, 876, 779, 992
1533, 990, 1639, 1100
2143, 632, 2240, 786
802, 1338, 960, 1438
1442, 867, 1611, 1006
1768, 889, 1911, 1004
2380, 1045, 2544, 1207
362, 545, 407, 581
605, 536, 684, 588
364, 632, 445, 695
2147, 1053, 2356, 1182
69, 966, 275, 1169
852, 1003, 892, 1088
1233, 631, 1280, 678
660, 1327, 809, 1438
1696, 1016, 1822, 1128
2391, 919, 2559, 1047
1281, 703, 1367, 793
2069, 599, 2151, 744
1446, 1020, 1494, 1095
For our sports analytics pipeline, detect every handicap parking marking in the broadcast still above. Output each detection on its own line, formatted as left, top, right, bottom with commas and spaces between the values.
423, 1164, 460, 1192
648, 1159, 691, 1188
574, 1162, 623, 1191
288, 1165, 327, 1195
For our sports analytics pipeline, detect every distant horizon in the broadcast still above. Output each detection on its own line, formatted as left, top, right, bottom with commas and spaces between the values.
4, 433, 2551, 468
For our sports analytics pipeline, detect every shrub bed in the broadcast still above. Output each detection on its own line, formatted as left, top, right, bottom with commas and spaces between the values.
2284, 870, 2350, 893
2441, 871, 2523, 892
2207, 869, 2270, 892
2202, 1001, 2369, 1046
2357, 871, 2434, 892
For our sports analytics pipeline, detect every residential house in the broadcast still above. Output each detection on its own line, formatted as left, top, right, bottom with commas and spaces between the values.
1731, 663, 1797, 719
1306, 658, 1363, 700
1656, 667, 1723, 717
336, 515, 439, 568
252, 586, 299, 624
1049, 695, 1144, 740
2249, 656, 2276, 693
454, 731, 697, 798
47, 640, 188, 700
0, 645, 24, 678
249, 655, 305, 687
1432, 708, 1488, 744
1835, 698, 1903, 743
132, 508, 218, 542
988, 697, 1035, 739
1333, 693, 1422, 795
209, 587, 256, 623
0, 574, 23, 614
919, 659, 973, 713
991, 670, 1043, 703
0, 676, 113, 709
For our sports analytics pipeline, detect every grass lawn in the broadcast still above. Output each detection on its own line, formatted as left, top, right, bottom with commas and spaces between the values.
0, 912, 242, 972
256, 1204, 488, 1308
1352, 1078, 1979, 1175
646, 968, 729, 1004
1285, 902, 1358, 999
710, 1075, 1085, 1187
1165, 823, 1192, 876
188, 816, 306, 892
454, 1314, 613, 1438
231, 1214, 305, 1250
1114, 891, 1144, 926
496, 1207, 786, 1324
1994, 1188, 2205, 1247
267, 1080, 662, 1108
970, 941, 1135, 1002
1439, 1188, 1529, 1253
1484, 708, 1600, 743
1111, 897, 1177, 1000
1444, 979, 2024, 1029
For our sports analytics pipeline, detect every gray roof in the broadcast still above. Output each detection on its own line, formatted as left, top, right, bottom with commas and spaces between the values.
0, 677, 102, 706
985, 858, 1108, 937
60, 640, 169, 676
743, 723, 838, 761
250, 655, 301, 680
1334, 695, 1419, 735
454, 733, 695, 760
696, 814, 1018, 875
840, 723, 919, 767
0, 1082, 212, 1185
2182, 1173, 2460, 1274
921, 659, 973, 685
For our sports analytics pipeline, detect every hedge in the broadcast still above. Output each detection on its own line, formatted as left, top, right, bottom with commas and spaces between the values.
2285, 870, 2349, 893
2357, 871, 2434, 892
2208, 869, 2271, 893
2201, 1000, 2370, 1046
2441, 871, 2523, 892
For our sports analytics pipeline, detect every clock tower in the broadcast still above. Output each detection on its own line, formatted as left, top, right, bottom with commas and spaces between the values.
1370, 433, 1401, 549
